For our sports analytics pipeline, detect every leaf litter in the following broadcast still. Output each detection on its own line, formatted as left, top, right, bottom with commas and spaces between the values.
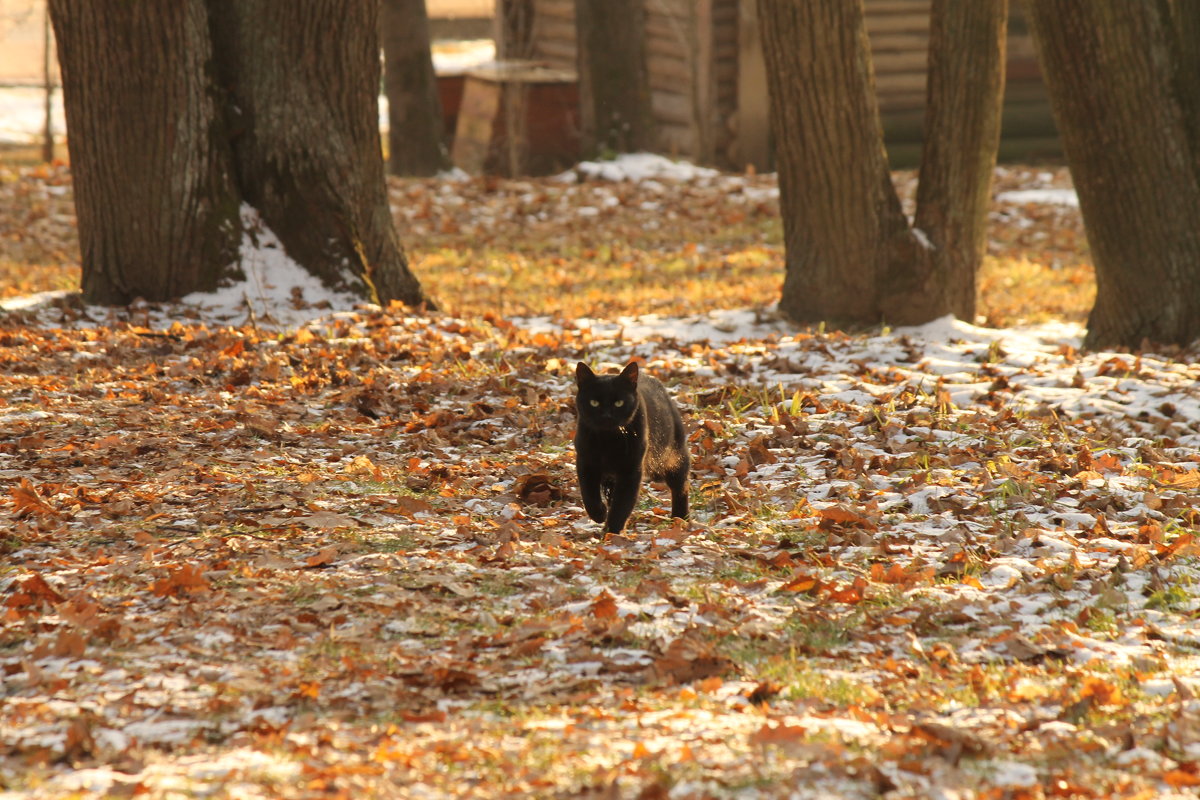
0, 155, 1199, 798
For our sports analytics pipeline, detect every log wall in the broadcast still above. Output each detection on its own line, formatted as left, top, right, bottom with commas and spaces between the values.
516, 0, 1060, 169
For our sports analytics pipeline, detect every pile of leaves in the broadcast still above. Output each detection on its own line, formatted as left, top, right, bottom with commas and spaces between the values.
3, 159, 1200, 798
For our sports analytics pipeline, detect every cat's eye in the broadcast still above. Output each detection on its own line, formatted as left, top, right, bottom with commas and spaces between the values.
589, 399, 600, 407
614, 400, 624, 407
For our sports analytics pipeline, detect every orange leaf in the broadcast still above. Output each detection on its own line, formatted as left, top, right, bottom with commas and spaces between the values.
304, 546, 339, 568
779, 572, 821, 594
818, 504, 876, 531
150, 564, 211, 597
590, 589, 618, 620
1079, 676, 1123, 706
11, 479, 54, 517
5, 572, 66, 612
826, 576, 867, 604
1164, 768, 1200, 789
749, 722, 807, 746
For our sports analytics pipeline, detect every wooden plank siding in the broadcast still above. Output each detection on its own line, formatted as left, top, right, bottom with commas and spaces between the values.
513, 0, 1059, 169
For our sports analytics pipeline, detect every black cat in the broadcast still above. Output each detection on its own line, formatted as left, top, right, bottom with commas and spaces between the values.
574, 361, 690, 534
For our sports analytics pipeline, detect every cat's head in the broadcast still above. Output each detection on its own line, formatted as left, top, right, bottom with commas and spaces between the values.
575, 362, 639, 429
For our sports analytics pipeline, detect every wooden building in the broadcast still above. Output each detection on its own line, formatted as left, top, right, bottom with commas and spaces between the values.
496, 0, 1060, 170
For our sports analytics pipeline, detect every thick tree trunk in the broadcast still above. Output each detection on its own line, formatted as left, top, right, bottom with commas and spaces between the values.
382, 0, 450, 177
1024, 1, 1200, 348
883, 0, 1008, 325
50, 0, 432, 309
757, 0, 910, 326
48, 1, 241, 305
1170, 0, 1200, 173
575, 0, 652, 156
208, 0, 431, 308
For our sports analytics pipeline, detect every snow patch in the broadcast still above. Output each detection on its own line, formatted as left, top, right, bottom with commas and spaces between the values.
564, 152, 721, 184
996, 189, 1080, 207
178, 204, 360, 328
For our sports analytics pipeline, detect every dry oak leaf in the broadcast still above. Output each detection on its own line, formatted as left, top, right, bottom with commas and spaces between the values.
11, 478, 55, 517
912, 720, 988, 756
302, 546, 339, 568
1164, 766, 1200, 789
150, 563, 211, 597
749, 722, 808, 747
513, 472, 563, 506
651, 630, 733, 685
779, 571, 823, 594
589, 589, 619, 621
6, 571, 66, 613
296, 510, 362, 529
870, 561, 935, 587
818, 503, 877, 531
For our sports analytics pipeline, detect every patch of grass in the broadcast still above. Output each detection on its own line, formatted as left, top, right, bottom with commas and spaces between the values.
783, 612, 858, 653
1146, 584, 1192, 612
751, 647, 880, 706
977, 256, 1095, 327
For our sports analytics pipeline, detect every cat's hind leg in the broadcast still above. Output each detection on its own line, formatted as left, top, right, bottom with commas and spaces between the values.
666, 465, 689, 520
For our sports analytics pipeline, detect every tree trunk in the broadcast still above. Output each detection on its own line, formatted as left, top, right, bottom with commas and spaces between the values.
1024, 1, 1200, 349
382, 0, 450, 177
1170, 0, 1200, 174
208, 0, 430, 307
757, 0, 910, 326
883, 0, 1008, 325
48, 1, 241, 305
50, 0, 432, 309
575, 0, 653, 156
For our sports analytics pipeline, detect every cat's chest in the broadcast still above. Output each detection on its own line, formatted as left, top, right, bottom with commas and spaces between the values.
578, 426, 644, 467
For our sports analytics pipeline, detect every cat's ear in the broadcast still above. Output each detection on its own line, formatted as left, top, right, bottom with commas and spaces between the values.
576, 362, 596, 386
619, 361, 639, 386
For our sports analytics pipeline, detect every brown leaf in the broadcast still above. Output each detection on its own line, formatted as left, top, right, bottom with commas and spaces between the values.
912, 721, 987, 754
303, 546, 339, 568
297, 510, 361, 529
589, 589, 619, 621
5, 572, 65, 612
1164, 766, 1200, 788
150, 563, 211, 597
513, 472, 563, 506
651, 631, 732, 685
52, 629, 86, 659
779, 571, 822, 594
749, 722, 808, 746
818, 503, 876, 531
11, 478, 55, 517
746, 436, 777, 467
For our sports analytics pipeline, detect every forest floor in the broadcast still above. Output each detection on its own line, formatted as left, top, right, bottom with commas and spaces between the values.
3, 157, 1200, 799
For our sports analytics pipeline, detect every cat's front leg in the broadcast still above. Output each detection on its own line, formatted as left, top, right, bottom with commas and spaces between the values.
604, 471, 642, 533
578, 465, 608, 523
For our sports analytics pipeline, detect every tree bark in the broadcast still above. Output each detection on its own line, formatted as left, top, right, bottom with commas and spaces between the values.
757, 0, 910, 326
1024, 0, 1200, 348
50, 0, 432, 309
883, 0, 1008, 325
382, 0, 450, 177
48, 1, 241, 305
575, 0, 653, 156
1170, 0, 1200, 174
208, 0, 430, 307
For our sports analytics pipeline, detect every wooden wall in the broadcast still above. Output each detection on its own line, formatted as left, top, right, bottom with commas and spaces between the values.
863, 0, 1060, 167
510, 0, 1061, 170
